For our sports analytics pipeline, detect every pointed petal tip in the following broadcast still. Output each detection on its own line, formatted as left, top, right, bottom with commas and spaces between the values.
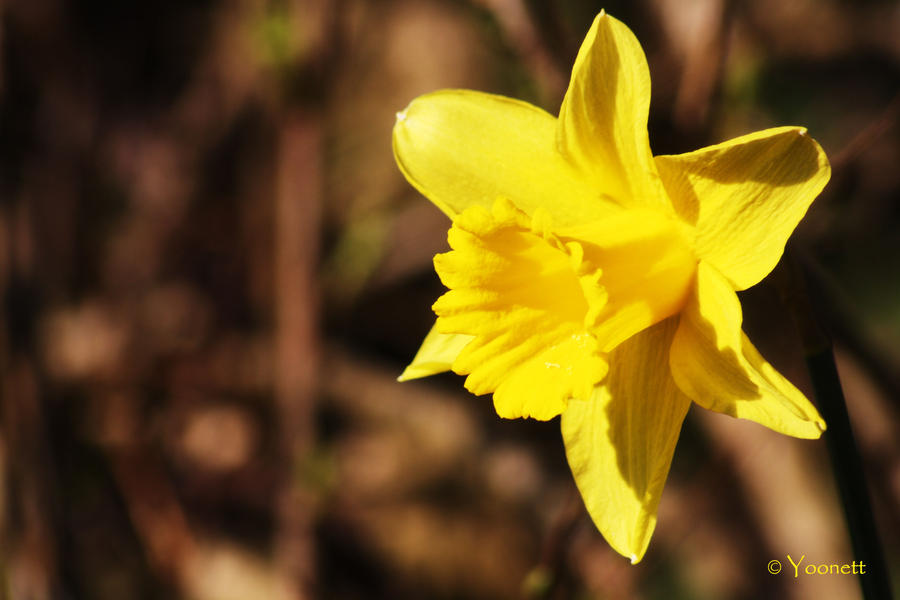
395, 108, 408, 125
397, 366, 419, 382
630, 553, 639, 565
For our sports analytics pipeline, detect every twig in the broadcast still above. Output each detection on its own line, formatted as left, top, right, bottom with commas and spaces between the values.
830, 92, 900, 172
671, 0, 736, 136
471, 0, 567, 103
522, 485, 583, 600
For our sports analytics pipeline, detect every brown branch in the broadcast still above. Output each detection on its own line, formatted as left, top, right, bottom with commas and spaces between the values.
268, 0, 343, 595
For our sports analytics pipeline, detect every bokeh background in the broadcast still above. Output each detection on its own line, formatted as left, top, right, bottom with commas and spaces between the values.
1, 0, 899, 598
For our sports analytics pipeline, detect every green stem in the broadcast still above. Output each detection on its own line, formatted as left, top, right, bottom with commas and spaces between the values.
777, 250, 893, 600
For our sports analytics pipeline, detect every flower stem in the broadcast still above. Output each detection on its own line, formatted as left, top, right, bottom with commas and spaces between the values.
776, 249, 893, 600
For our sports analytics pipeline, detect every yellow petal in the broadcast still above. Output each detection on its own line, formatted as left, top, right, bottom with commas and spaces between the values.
433, 199, 608, 420
398, 323, 473, 382
669, 262, 825, 438
561, 318, 691, 563
556, 12, 670, 213
393, 90, 617, 224
655, 127, 830, 290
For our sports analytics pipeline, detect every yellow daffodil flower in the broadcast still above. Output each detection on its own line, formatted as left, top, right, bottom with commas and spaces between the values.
393, 11, 829, 563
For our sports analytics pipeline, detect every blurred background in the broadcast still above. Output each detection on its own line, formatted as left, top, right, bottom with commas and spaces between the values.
0, 0, 898, 598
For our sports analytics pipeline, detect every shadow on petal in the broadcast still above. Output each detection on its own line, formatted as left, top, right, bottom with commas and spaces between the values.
656, 127, 826, 225
604, 318, 692, 504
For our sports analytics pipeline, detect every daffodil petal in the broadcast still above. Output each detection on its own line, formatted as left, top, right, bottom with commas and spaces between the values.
562, 317, 691, 563
433, 199, 608, 420
397, 323, 473, 382
655, 127, 830, 290
670, 262, 825, 438
556, 12, 670, 213
393, 90, 617, 224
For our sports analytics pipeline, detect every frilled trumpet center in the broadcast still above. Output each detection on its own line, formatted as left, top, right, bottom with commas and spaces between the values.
433, 198, 697, 420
